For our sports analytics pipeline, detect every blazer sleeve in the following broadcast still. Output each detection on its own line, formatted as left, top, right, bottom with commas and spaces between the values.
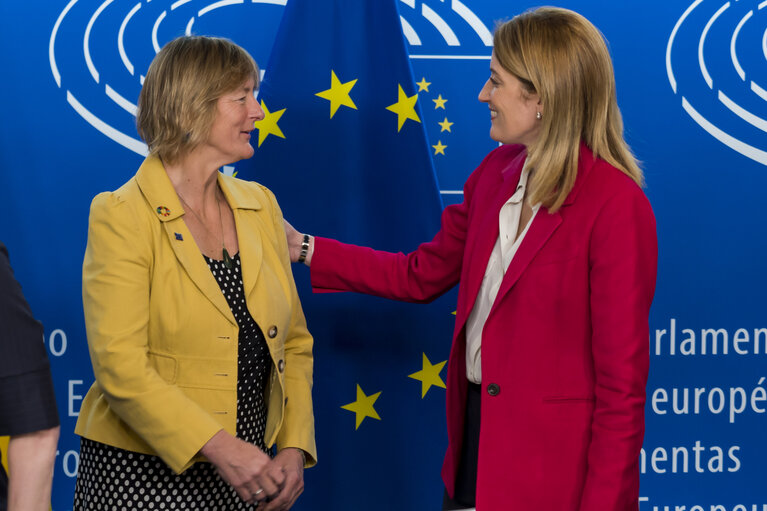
82, 192, 223, 473
0, 243, 59, 436
579, 186, 657, 510
308, 148, 495, 301
260, 186, 317, 467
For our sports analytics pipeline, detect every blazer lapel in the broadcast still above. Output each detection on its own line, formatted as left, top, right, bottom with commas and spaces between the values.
489, 142, 597, 314
458, 150, 527, 328
136, 157, 236, 325
491, 209, 562, 312
217, 174, 264, 299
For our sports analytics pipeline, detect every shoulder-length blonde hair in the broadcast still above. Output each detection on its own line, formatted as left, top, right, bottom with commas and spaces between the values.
494, 7, 642, 212
136, 36, 258, 164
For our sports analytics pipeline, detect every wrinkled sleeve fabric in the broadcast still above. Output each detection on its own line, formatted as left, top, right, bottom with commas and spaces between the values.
308, 149, 498, 301
580, 186, 657, 511
82, 194, 222, 473
0, 243, 59, 437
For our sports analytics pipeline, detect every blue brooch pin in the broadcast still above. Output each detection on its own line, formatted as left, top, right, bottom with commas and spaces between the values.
174, 233, 184, 241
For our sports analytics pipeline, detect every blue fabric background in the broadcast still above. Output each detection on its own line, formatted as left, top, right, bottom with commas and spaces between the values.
0, 0, 765, 509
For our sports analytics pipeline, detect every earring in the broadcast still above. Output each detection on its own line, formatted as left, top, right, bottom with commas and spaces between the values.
536, 112, 542, 120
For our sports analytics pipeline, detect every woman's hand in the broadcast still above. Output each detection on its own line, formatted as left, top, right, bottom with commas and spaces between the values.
200, 430, 286, 505
261, 448, 305, 510
283, 220, 313, 265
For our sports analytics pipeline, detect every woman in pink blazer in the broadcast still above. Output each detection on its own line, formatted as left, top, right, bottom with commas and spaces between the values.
286, 7, 657, 511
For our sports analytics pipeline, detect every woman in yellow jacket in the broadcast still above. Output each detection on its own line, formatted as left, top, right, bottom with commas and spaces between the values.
73, 36, 315, 510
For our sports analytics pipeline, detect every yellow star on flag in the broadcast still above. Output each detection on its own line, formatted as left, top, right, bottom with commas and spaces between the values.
254, 100, 285, 147
438, 117, 453, 132
315, 70, 358, 118
408, 353, 447, 398
432, 140, 447, 155
416, 77, 431, 92
433, 94, 447, 109
386, 84, 421, 132
341, 384, 381, 429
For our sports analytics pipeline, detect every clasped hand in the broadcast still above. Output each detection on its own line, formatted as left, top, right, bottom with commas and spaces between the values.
201, 430, 304, 510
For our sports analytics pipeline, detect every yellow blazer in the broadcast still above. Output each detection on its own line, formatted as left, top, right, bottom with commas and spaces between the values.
75, 156, 316, 474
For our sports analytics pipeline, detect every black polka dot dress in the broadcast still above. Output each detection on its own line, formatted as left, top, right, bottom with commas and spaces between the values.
74, 253, 272, 510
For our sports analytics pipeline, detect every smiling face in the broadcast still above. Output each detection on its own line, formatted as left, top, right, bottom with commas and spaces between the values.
478, 54, 542, 147
202, 77, 264, 165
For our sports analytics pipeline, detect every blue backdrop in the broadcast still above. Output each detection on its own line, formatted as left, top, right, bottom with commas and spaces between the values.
0, 0, 765, 509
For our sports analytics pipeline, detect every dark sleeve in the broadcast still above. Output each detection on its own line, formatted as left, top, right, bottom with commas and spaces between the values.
0, 243, 59, 436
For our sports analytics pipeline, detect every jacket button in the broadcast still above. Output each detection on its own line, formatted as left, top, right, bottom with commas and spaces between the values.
268, 326, 278, 338
278, 359, 285, 372
486, 383, 500, 396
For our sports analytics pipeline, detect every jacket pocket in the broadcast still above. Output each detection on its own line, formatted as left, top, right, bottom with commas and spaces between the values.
148, 351, 177, 384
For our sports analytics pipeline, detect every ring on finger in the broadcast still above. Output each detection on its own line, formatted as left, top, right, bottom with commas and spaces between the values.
250, 488, 265, 505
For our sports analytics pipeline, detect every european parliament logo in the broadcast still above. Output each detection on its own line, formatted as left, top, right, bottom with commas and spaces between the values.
48, 0, 290, 161
398, 0, 491, 48
667, 0, 767, 165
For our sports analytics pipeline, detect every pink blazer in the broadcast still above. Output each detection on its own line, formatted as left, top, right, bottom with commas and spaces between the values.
310, 143, 657, 510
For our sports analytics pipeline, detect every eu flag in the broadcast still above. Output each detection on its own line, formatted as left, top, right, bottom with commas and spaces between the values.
240, 0, 458, 508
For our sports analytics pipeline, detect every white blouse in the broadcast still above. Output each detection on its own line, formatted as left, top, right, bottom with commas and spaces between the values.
465, 163, 540, 384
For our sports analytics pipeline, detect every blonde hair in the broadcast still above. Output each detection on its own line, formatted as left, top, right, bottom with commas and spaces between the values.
136, 36, 258, 164
494, 7, 642, 212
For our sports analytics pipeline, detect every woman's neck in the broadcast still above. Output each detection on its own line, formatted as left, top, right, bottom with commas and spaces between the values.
164, 151, 221, 209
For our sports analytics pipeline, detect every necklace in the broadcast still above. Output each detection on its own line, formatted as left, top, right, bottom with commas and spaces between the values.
176, 187, 234, 269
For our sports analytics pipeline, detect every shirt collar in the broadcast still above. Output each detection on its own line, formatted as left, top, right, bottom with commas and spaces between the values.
508, 159, 531, 204
136, 155, 262, 224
